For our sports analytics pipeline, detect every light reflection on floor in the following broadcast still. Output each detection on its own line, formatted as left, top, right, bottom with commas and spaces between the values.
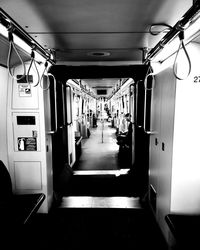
73, 169, 129, 176
76, 120, 127, 170
59, 196, 141, 209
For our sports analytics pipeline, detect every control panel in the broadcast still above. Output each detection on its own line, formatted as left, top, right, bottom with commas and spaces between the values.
12, 113, 40, 152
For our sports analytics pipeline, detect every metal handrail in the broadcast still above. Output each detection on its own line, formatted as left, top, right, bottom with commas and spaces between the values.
145, 1, 200, 63
66, 84, 73, 126
0, 8, 55, 64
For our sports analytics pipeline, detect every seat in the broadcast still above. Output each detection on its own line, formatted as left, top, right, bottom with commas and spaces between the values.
165, 213, 200, 249
0, 160, 45, 226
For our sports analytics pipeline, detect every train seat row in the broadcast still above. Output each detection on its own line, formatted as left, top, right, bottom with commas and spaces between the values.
0, 160, 45, 226
165, 213, 200, 249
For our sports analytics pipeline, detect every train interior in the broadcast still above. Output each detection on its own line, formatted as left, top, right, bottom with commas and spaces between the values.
1, 1, 200, 249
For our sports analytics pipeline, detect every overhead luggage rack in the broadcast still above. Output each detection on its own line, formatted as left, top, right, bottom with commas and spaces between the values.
145, 1, 200, 62
0, 7, 55, 64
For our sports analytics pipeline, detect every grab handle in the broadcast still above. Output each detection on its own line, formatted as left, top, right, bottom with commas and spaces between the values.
66, 84, 73, 126
135, 80, 143, 129
143, 74, 156, 135
46, 74, 58, 134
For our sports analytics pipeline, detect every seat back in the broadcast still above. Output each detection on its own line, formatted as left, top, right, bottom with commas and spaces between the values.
0, 160, 13, 201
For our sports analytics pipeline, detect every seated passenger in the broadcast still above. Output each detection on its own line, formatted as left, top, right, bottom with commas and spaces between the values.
118, 113, 126, 134
116, 113, 132, 149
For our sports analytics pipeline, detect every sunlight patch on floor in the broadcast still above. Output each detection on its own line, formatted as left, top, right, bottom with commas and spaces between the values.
59, 196, 142, 209
73, 169, 129, 176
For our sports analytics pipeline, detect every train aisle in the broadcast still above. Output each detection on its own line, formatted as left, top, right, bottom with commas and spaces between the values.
13, 123, 167, 250
60, 118, 135, 197
74, 119, 127, 171
18, 118, 170, 250
20, 206, 168, 250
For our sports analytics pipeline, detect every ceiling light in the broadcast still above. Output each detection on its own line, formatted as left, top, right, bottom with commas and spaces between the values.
0, 23, 8, 37
0, 23, 48, 63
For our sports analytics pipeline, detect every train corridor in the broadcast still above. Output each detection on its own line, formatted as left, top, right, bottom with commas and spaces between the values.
73, 119, 124, 171
73, 119, 130, 171
16, 118, 168, 250
60, 118, 133, 197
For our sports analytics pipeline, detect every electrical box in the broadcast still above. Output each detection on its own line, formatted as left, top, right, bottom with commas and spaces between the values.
7, 65, 53, 213
12, 112, 40, 152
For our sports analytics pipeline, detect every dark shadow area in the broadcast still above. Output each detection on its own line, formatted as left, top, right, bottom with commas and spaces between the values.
10, 206, 168, 250
56, 119, 143, 198
60, 173, 136, 197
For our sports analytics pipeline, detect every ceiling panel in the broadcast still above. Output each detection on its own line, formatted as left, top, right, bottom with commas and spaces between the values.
0, 0, 192, 64
55, 49, 143, 62
82, 78, 120, 98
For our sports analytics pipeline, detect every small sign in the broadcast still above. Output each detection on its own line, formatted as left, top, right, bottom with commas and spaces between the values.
194, 76, 200, 83
18, 84, 32, 97
18, 137, 37, 151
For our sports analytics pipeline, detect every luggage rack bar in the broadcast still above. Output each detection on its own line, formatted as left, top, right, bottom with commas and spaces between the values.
145, 1, 200, 62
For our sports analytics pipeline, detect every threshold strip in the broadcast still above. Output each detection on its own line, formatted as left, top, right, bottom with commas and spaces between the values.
73, 169, 129, 176
59, 196, 142, 209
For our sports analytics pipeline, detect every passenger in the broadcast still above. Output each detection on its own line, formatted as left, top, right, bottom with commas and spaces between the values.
92, 113, 97, 127
116, 113, 132, 149
119, 113, 127, 133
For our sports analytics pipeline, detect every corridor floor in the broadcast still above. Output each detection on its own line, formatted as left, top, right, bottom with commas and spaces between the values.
73, 119, 131, 171
62, 119, 134, 197
15, 206, 168, 250
10, 120, 168, 250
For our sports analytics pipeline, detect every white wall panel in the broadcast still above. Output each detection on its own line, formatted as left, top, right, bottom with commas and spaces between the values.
171, 43, 200, 213
149, 42, 200, 244
149, 65, 176, 238
0, 66, 8, 166
14, 161, 42, 190
7, 63, 53, 213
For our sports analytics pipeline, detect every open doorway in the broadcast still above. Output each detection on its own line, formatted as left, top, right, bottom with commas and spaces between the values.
67, 78, 135, 173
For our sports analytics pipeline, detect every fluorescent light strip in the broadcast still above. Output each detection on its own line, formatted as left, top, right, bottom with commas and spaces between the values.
0, 23, 46, 63
0, 23, 7, 37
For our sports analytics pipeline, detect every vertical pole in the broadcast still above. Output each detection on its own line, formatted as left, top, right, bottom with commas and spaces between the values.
101, 118, 104, 143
